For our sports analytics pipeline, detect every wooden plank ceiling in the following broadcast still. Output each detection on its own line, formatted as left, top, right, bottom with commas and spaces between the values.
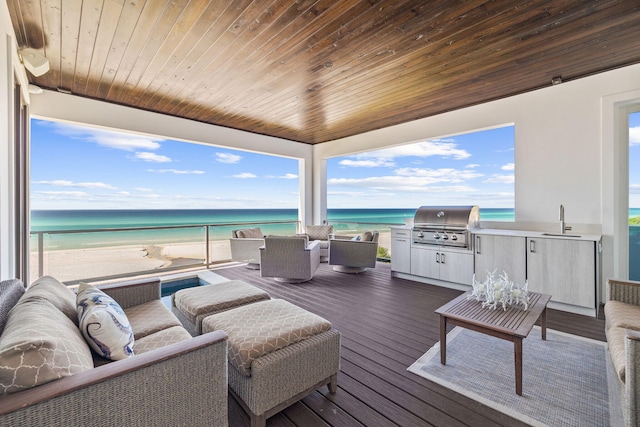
8, 0, 640, 144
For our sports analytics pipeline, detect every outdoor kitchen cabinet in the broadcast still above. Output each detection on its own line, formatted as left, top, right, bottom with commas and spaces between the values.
474, 234, 526, 284
526, 237, 596, 309
390, 227, 411, 274
411, 245, 474, 285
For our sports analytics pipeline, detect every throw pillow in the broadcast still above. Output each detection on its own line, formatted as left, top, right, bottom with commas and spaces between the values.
350, 235, 362, 241
236, 227, 263, 238
22, 275, 78, 325
360, 230, 373, 242
77, 283, 135, 360
0, 298, 93, 394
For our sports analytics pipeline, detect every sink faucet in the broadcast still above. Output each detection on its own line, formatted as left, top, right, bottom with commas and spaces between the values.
559, 204, 572, 234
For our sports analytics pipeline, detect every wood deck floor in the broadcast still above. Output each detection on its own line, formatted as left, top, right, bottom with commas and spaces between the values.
211, 261, 606, 427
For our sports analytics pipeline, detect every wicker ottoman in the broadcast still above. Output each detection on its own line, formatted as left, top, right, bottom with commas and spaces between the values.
202, 299, 341, 427
171, 280, 270, 336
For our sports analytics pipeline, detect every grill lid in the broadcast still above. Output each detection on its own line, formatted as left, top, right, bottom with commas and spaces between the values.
413, 205, 480, 229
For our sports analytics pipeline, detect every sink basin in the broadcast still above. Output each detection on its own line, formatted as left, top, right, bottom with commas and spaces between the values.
541, 233, 582, 238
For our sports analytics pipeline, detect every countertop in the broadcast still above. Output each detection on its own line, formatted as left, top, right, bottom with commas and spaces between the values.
390, 225, 601, 242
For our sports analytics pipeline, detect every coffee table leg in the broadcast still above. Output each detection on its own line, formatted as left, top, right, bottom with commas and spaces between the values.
541, 307, 547, 341
440, 315, 447, 365
515, 337, 523, 396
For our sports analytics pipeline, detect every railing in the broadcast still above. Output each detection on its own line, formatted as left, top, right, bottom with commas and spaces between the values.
29, 219, 402, 284
29, 220, 300, 284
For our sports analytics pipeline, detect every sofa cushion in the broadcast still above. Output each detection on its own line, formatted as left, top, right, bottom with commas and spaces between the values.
202, 299, 332, 376
124, 300, 182, 340
77, 283, 135, 360
0, 279, 24, 334
607, 325, 628, 382
236, 227, 263, 238
604, 300, 640, 332
133, 326, 192, 355
23, 275, 78, 325
0, 298, 93, 394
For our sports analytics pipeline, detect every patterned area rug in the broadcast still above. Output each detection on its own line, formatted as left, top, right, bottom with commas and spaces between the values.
408, 326, 614, 427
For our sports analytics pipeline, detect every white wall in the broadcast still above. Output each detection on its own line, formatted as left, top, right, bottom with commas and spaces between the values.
315, 63, 640, 285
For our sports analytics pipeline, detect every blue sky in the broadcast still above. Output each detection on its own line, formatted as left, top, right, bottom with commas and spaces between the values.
30, 117, 639, 210
327, 126, 515, 208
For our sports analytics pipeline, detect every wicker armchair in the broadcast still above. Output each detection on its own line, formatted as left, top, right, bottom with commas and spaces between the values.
605, 278, 640, 427
230, 227, 265, 269
329, 230, 379, 273
259, 236, 320, 283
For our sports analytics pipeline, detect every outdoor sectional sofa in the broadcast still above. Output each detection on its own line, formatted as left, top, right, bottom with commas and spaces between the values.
0, 276, 229, 426
605, 278, 640, 427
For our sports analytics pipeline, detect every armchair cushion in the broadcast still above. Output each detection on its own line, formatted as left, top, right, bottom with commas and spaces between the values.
77, 283, 135, 360
305, 225, 333, 241
0, 298, 93, 394
236, 227, 263, 238
605, 300, 640, 331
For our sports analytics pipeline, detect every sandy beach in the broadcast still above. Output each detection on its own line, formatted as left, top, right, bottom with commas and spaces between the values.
30, 231, 392, 283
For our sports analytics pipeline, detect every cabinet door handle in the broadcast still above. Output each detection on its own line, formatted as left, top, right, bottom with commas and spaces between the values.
476, 236, 481, 254
436, 252, 440, 263
441, 253, 445, 264
529, 239, 535, 253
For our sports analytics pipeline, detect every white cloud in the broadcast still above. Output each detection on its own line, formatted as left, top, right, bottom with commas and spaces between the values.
339, 158, 396, 168
484, 174, 515, 184
630, 183, 640, 193
395, 167, 483, 183
233, 173, 257, 179
36, 191, 90, 198
134, 152, 171, 162
148, 169, 205, 174
631, 126, 640, 146
216, 152, 242, 163
134, 187, 153, 192
501, 163, 515, 171
32, 179, 117, 189
349, 139, 471, 161
50, 122, 163, 151
467, 164, 481, 168
328, 175, 477, 193
279, 173, 298, 179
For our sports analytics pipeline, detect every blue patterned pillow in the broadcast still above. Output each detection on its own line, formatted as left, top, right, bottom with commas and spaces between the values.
76, 283, 134, 360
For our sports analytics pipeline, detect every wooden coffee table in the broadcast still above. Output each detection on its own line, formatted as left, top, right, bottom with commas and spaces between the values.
435, 291, 551, 396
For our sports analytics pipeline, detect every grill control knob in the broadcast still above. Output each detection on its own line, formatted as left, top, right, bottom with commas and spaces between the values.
433, 233, 440, 239
451, 234, 458, 241
442, 233, 449, 240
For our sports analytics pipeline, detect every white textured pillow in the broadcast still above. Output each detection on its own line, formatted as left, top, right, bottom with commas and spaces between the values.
77, 283, 134, 360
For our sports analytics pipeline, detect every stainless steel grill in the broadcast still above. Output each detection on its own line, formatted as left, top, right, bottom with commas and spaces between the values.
412, 205, 480, 248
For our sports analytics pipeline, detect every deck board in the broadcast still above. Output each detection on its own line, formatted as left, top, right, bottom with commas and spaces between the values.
212, 261, 606, 426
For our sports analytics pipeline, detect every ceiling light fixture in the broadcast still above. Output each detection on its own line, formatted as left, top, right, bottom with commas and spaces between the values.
551, 76, 563, 85
18, 48, 50, 77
